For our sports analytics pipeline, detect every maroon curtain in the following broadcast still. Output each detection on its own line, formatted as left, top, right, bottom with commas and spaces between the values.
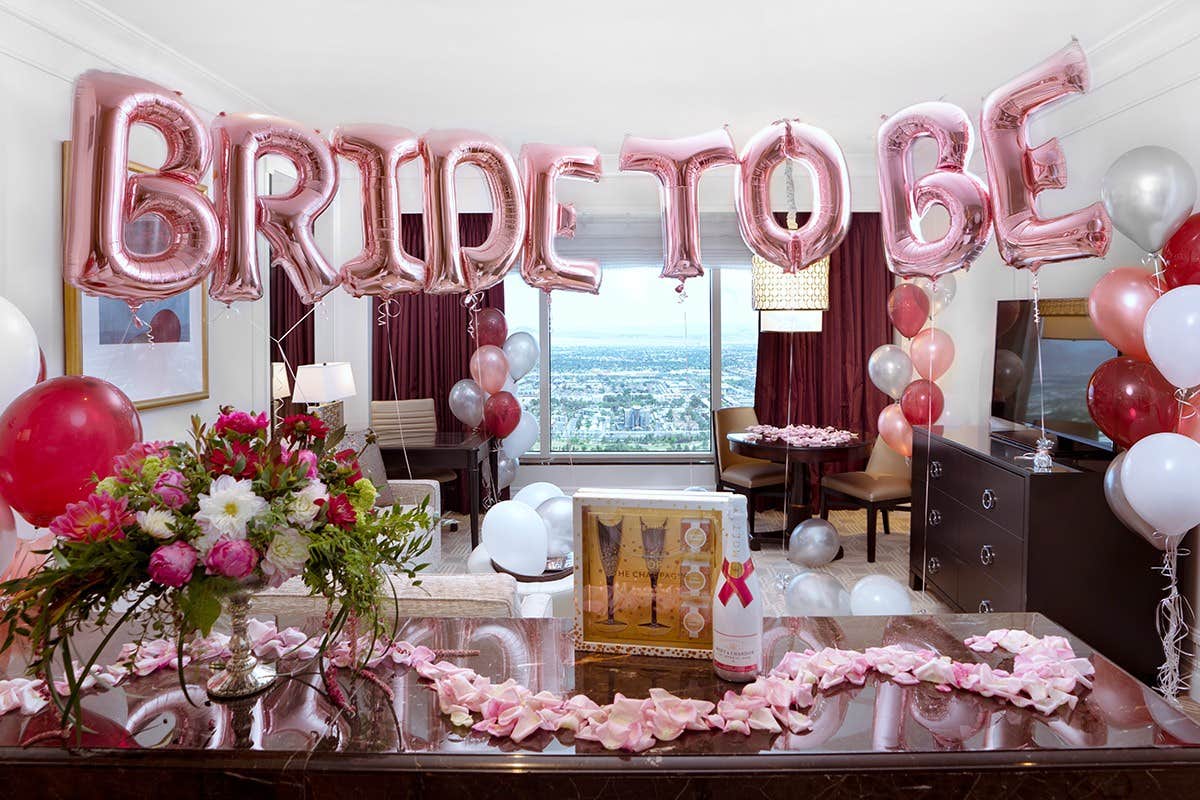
754, 212, 891, 479
370, 213, 504, 432
270, 267, 315, 418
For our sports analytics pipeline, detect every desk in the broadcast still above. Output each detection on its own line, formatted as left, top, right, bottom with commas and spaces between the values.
379, 431, 494, 548
1, 613, 1197, 799
728, 432, 868, 535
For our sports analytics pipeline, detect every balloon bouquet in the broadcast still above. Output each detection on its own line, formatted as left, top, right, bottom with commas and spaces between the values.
1088, 144, 1200, 700
0, 297, 143, 585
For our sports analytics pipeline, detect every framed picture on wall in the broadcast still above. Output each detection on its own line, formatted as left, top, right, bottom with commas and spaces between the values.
61, 142, 210, 410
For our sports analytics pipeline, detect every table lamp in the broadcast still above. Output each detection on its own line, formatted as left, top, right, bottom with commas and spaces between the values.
271, 362, 291, 431
292, 362, 356, 429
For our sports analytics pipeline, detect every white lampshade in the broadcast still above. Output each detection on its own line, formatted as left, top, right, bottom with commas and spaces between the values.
271, 362, 291, 400
292, 362, 356, 404
760, 310, 824, 332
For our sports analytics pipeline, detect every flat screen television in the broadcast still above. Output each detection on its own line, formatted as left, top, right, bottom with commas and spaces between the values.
990, 298, 1117, 451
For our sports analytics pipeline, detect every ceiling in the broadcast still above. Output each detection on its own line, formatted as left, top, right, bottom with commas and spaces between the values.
93, 0, 1152, 156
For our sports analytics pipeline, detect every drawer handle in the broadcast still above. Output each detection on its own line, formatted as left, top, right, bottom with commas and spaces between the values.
928, 509, 942, 527
927, 556, 941, 575
979, 600, 994, 614
980, 545, 995, 566
981, 488, 997, 511
930, 460, 944, 479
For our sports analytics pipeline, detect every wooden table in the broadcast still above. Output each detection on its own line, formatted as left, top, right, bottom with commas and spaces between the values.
379, 431, 495, 548
727, 432, 868, 536
2, 612, 1198, 799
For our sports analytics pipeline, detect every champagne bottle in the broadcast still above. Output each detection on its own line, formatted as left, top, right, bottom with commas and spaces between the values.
712, 495, 762, 682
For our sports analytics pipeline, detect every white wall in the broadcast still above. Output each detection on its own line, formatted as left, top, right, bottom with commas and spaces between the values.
0, 0, 273, 441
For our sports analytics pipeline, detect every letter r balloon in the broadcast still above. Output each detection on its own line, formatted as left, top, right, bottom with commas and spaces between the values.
208, 113, 340, 305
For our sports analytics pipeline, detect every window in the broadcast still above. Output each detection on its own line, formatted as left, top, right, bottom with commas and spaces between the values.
505, 264, 758, 460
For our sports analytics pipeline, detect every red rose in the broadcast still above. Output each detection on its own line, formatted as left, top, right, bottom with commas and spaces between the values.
280, 414, 330, 441
334, 448, 364, 484
214, 410, 269, 438
207, 440, 261, 479
317, 493, 357, 530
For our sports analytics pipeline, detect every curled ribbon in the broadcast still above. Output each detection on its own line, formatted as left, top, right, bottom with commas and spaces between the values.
717, 558, 755, 607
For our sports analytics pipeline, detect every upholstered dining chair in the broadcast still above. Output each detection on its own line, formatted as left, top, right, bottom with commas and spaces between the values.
369, 398, 458, 489
818, 436, 911, 563
713, 407, 786, 544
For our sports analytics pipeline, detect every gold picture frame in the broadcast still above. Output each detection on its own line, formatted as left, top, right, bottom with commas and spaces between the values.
61, 141, 210, 410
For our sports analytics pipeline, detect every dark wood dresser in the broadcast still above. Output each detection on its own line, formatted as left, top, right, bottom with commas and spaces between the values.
910, 424, 1166, 684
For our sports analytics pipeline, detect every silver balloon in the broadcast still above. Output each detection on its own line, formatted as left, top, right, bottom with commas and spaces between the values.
788, 518, 841, 567
503, 331, 539, 381
784, 572, 851, 616
536, 495, 574, 557
1104, 451, 1170, 550
1102, 145, 1197, 253
868, 344, 913, 401
992, 349, 1024, 401
917, 274, 956, 315
448, 379, 486, 428
496, 452, 519, 490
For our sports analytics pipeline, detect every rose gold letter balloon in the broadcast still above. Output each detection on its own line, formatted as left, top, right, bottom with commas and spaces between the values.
619, 128, 737, 283
877, 102, 992, 279
421, 130, 527, 294
735, 119, 850, 272
332, 124, 427, 298
980, 40, 1112, 270
519, 143, 603, 294
64, 71, 219, 307
208, 113, 340, 305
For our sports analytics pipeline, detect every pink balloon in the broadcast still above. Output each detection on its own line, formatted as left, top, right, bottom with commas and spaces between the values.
877, 403, 913, 458
519, 143, 603, 294
909, 328, 955, 380
877, 102, 992, 279
332, 124, 426, 298
64, 71, 219, 307
735, 119, 850, 272
980, 40, 1112, 270
620, 128, 738, 283
470, 345, 510, 395
208, 113, 340, 305
1087, 267, 1160, 362
421, 129, 526, 295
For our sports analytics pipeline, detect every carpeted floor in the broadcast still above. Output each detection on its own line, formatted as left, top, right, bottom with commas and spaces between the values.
434, 506, 950, 617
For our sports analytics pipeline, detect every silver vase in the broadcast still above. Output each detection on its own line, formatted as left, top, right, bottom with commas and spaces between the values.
207, 579, 276, 701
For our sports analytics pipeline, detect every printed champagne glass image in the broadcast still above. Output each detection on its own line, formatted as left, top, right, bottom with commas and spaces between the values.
595, 518, 625, 628
639, 519, 669, 629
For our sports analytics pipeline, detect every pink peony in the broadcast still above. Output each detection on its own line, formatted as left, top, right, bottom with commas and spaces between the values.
281, 448, 319, 479
214, 410, 269, 438
49, 493, 134, 542
111, 441, 171, 475
204, 538, 260, 579
147, 541, 198, 588
153, 470, 190, 509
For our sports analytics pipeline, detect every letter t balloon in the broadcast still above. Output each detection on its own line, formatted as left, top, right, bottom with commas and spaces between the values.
619, 128, 738, 284
980, 40, 1112, 270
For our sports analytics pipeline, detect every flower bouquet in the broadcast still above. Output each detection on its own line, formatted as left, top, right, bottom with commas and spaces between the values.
0, 408, 431, 718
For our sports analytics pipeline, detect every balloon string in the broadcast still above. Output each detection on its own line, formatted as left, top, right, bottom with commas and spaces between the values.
918, 295, 936, 610
1176, 387, 1197, 431
375, 297, 402, 326
1144, 252, 1166, 295
1155, 543, 1191, 705
382, 311, 414, 482
1030, 271, 1047, 442
215, 298, 324, 412
464, 292, 482, 339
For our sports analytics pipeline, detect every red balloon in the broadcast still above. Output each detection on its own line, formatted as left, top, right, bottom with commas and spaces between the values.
483, 391, 521, 439
888, 284, 931, 338
1163, 213, 1200, 290
149, 309, 182, 343
1087, 358, 1177, 450
0, 376, 141, 527
900, 379, 944, 426
475, 307, 508, 349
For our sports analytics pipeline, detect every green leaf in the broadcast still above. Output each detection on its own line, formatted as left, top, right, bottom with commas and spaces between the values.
180, 581, 222, 636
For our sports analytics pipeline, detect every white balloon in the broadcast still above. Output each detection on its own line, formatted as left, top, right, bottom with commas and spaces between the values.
1120, 432, 1200, 537
496, 452, 519, 490
916, 274, 957, 315
503, 331, 539, 381
1144, 286, 1200, 389
501, 410, 538, 459
481, 500, 548, 577
466, 544, 498, 574
784, 571, 851, 616
0, 296, 40, 413
868, 344, 912, 400
850, 575, 913, 616
537, 495, 574, 556
448, 379, 486, 427
514, 481, 564, 510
